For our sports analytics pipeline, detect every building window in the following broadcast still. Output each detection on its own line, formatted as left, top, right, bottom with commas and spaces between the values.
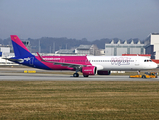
141, 48, 144, 54
127, 48, 130, 54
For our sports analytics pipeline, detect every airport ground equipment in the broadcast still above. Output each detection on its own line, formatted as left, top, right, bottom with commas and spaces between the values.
129, 72, 158, 78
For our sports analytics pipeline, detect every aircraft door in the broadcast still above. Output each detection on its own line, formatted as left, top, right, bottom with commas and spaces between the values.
135, 58, 140, 66
61, 58, 65, 63
29, 57, 34, 65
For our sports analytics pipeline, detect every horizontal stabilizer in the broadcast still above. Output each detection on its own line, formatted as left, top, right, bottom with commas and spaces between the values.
3, 58, 23, 62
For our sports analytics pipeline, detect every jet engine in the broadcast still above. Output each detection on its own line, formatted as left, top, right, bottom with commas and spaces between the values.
82, 66, 97, 76
97, 70, 111, 75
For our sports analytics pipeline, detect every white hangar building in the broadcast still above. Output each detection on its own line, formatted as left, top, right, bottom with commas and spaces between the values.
144, 33, 159, 59
105, 40, 145, 56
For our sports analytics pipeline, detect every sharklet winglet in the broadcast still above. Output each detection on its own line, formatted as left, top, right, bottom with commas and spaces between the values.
37, 52, 45, 61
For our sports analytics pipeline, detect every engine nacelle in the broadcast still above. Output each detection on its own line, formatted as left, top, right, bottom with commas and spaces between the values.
97, 70, 111, 75
82, 66, 97, 75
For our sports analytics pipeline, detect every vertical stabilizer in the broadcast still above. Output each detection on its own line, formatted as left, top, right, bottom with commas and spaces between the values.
10, 35, 33, 57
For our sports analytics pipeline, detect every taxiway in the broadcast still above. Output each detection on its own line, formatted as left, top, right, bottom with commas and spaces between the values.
0, 67, 159, 81
0, 73, 159, 81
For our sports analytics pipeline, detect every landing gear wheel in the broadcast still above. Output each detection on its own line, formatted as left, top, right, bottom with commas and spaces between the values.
142, 75, 146, 78
73, 73, 79, 77
83, 75, 89, 77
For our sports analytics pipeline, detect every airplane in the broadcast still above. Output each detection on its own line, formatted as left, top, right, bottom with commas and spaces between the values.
4, 35, 158, 77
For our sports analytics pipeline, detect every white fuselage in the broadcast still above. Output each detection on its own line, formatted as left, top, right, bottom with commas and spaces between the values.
87, 56, 158, 71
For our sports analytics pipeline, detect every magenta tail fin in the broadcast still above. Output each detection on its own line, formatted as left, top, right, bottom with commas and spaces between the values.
10, 35, 32, 57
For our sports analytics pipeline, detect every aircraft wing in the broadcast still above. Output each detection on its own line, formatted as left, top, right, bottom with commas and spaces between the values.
53, 62, 85, 68
36, 52, 86, 68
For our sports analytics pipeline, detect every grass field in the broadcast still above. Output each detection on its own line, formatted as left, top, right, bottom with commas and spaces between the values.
0, 81, 159, 120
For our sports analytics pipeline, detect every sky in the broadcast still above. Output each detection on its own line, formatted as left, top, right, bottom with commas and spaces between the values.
0, 0, 159, 41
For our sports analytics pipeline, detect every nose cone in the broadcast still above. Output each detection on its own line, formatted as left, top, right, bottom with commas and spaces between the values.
153, 62, 158, 69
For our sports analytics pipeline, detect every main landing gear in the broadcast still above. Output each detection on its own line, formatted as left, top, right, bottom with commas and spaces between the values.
73, 68, 89, 77
83, 75, 89, 77
73, 73, 79, 77
73, 73, 89, 77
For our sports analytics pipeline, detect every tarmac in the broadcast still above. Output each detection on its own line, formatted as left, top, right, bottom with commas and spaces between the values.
0, 66, 159, 81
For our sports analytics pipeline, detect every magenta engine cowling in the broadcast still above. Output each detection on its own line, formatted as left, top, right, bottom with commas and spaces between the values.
97, 70, 111, 75
82, 66, 97, 75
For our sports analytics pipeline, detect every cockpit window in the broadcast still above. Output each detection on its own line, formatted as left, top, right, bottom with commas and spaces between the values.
144, 59, 152, 62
